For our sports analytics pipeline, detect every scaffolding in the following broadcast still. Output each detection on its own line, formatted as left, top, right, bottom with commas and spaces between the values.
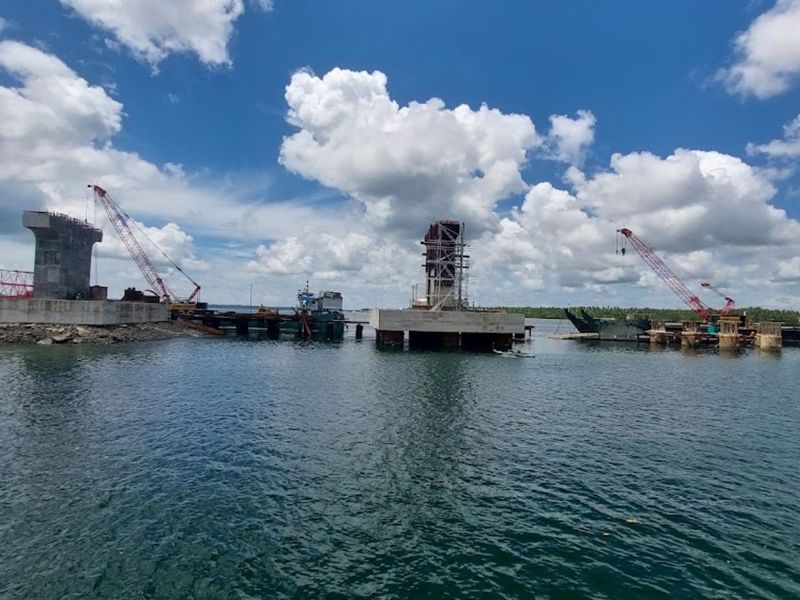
0, 269, 34, 299
420, 220, 470, 311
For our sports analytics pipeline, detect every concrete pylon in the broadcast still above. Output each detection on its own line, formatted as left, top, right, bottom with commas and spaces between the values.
681, 321, 700, 348
755, 321, 782, 352
23, 211, 103, 300
648, 320, 667, 345
717, 317, 742, 350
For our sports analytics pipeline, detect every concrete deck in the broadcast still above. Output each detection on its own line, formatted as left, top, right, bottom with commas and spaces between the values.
369, 309, 524, 334
370, 308, 524, 351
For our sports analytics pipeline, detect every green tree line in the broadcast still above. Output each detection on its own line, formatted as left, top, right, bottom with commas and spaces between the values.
489, 306, 800, 324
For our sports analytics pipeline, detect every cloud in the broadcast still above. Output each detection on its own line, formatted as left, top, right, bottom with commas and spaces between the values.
570, 148, 793, 251
265, 67, 800, 308
248, 228, 421, 297
4, 42, 800, 309
59, 0, 253, 67
542, 110, 596, 165
250, 0, 274, 10
480, 182, 632, 295
718, 0, 800, 99
0, 40, 122, 144
94, 216, 206, 271
279, 68, 541, 235
0, 40, 333, 239
0, 40, 337, 303
748, 113, 800, 158
476, 147, 800, 308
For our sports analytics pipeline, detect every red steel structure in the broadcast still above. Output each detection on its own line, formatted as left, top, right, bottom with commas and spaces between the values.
617, 227, 734, 321
88, 184, 201, 303
0, 269, 34, 299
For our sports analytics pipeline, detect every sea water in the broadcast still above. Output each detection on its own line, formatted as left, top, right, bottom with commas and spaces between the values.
1, 320, 798, 598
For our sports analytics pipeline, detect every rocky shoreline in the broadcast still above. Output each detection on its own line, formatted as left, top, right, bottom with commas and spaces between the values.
0, 320, 206, 345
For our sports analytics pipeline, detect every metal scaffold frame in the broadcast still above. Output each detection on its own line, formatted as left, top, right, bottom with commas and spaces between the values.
421, 220, 470, 311
0, 269, 34, 299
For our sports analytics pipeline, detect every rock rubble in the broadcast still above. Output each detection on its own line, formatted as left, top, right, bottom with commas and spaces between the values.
0, 321, 205, 345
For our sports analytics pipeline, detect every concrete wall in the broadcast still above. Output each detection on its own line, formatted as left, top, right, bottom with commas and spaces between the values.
23, 211, 103, 300
370, 308, 525, 334
0, 299, 170, 325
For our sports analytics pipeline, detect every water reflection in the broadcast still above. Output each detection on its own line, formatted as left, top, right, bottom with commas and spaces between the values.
718, 348, 744, 360
1, 327, 799, 599
376, 354, 474, 481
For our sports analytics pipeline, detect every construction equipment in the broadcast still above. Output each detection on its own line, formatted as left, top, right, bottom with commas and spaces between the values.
88, 184, 201, 306
616, 227, 734, 321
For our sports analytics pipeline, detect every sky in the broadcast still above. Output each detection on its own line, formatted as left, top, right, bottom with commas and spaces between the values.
1, 0, 800, 309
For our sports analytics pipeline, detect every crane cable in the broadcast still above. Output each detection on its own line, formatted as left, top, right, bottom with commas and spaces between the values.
618, 230, 729, 302
97, 193, 200, 290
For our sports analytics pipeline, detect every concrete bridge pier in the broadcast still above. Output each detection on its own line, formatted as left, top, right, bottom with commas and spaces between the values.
648, 321, 668, 345
236, 320, 249, 336
717, 317, 742, 350
376, 330, 404, 348
681, 321, 701, 348
370, 309, 523, 352
23, 211, 103, 300
755, 322, 782, 352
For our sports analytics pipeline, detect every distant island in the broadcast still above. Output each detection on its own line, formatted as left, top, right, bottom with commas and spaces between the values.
490, 306, 800, 325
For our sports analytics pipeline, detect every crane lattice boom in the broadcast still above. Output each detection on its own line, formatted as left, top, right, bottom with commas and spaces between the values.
89, 185, 200, 303
617, 227, 734, 321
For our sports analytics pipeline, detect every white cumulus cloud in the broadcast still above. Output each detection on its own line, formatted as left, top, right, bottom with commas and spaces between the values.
748, 113, 800, 158
0, 40, 333, 303
249, 228, 420, 294
477, 147, 800, 307
60, 0, 255, 67
542, 109, 596, 165
718, 0, 800, 98
571, 149, 792, 252
279, 68, 541, 234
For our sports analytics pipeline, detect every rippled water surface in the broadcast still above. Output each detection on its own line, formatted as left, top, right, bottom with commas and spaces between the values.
1, 320, 799, 599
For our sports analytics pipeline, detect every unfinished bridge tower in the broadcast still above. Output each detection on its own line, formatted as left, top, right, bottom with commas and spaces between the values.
23, 211, 103, 300
422, 220, 469, 311
371, 220, 523, 351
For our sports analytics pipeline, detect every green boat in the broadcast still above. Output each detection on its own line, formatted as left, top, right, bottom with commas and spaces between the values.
564, 308, 650, 341
282, 286, 345, 340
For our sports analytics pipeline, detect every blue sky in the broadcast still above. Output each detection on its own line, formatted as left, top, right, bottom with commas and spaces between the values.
1, 1, 800, 308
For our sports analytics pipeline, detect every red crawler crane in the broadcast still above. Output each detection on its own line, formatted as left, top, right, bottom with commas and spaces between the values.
88, 184, 201, 304
616, 227, 734, 321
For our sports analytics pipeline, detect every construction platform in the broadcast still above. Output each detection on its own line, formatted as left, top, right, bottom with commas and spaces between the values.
369, 309, 525, 351
0, 299, 170, 325
555, 319, 798, 350
184, 309, 355, 341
